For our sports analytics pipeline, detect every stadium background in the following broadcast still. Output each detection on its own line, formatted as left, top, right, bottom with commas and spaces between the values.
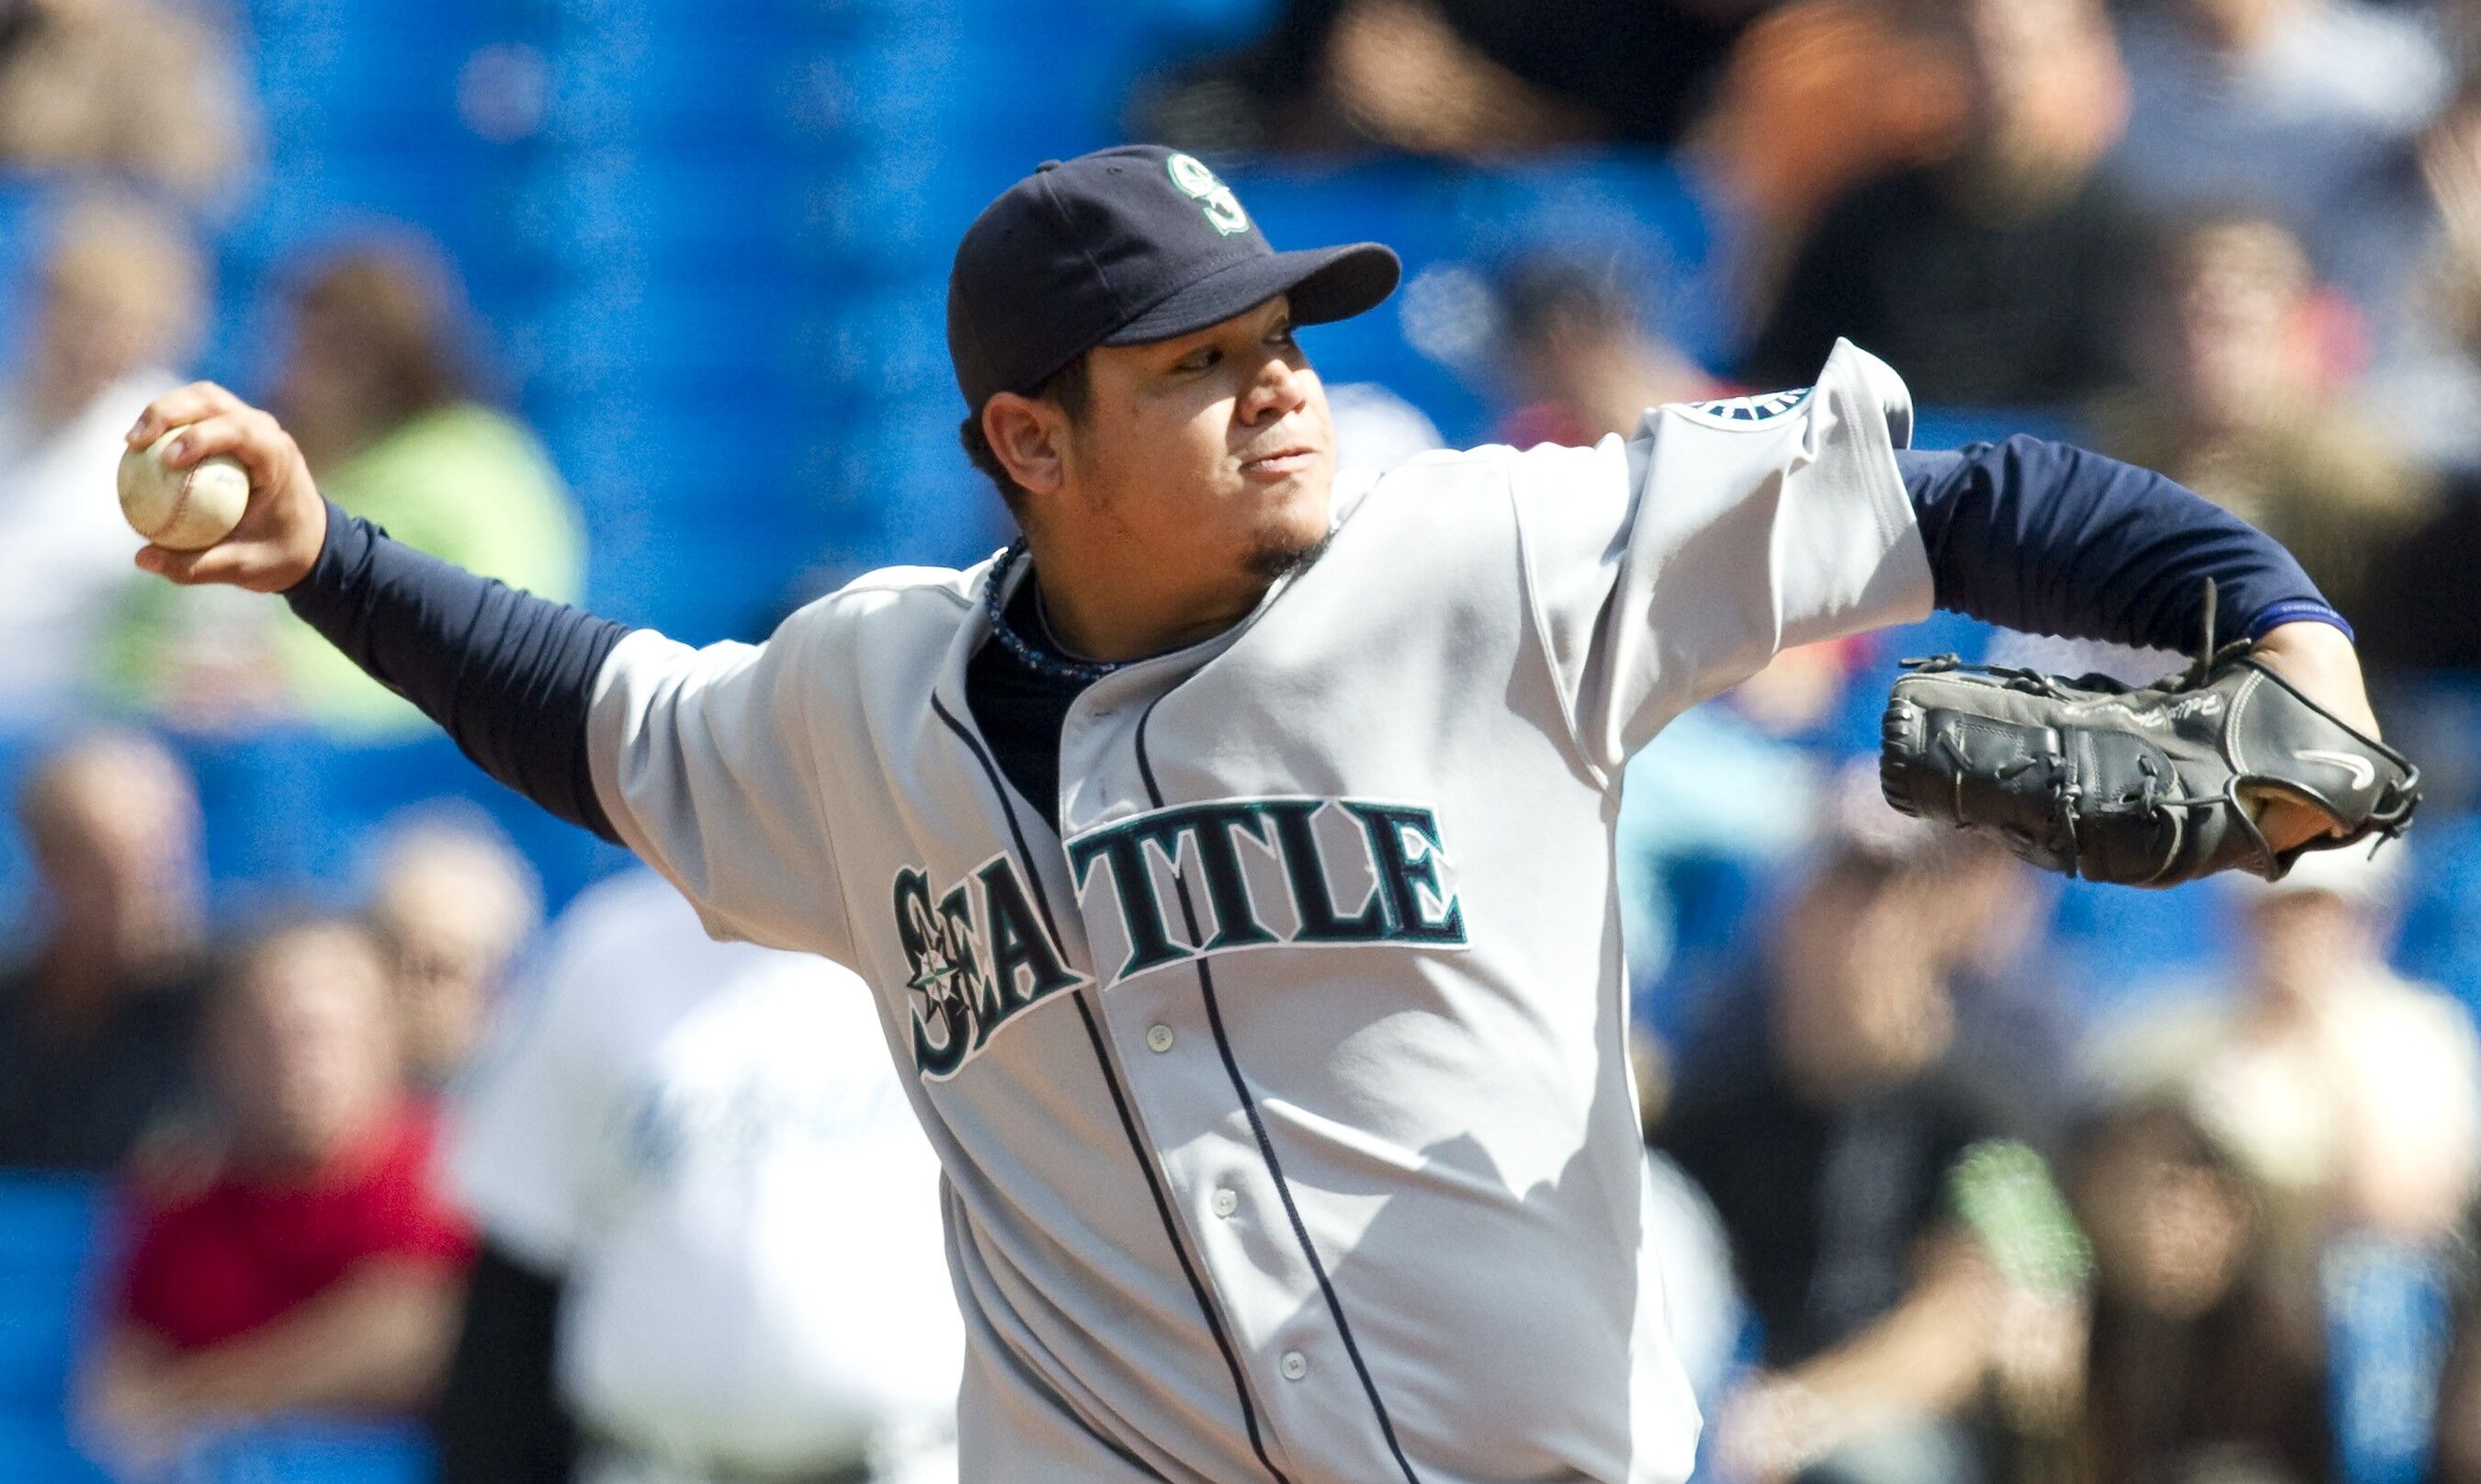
0, 0, 2477, 1478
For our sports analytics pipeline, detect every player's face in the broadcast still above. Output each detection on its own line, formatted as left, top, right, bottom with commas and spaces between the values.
211, 927, 402, 1166
1069, 296, 1336, 582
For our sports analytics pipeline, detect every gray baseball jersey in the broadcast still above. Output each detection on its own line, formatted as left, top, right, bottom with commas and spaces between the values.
585, 339, 1933, 1484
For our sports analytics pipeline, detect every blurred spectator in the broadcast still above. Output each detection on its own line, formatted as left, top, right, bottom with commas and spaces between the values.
364, 813, 540, 1090
2104, 0, 2448, 276
111, 237, 586, 733
0, 731, 206, 1170
273, 242, 586, 729
437, 868, 960, 1484
1492, 255, 1723, 447
0, 195, 202, 718
1638, 1124, 1751, 1410
2197, 850, 2481, 1249
2087, 213, 2431, 620
1653, 795, 2079, 1484
0, 0, 255, 210
2069, 1098, 2331, 1484
1133, 0, 1766, 154
1737, 0, 2144, 404
1690, 0, 1970, 312
81, 920, 470, 1463
2322, 75, 2481, 476
2090, 845, 2481, 1482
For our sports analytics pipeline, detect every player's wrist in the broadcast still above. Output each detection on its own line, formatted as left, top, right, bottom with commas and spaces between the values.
2249, 619, 2378, 741
273, 493, 342, 595
2245, 599, 2351, 644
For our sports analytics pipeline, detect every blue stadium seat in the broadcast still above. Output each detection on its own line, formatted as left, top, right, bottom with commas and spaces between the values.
2051, 877, 2231, 1016
177, 1418, 433, 1484
2395, 813, 2481, 1025
0, 1174, 107, 1413
0, 176, 51, 362
0, 1413, 110, 1483
173, 730, 627, 918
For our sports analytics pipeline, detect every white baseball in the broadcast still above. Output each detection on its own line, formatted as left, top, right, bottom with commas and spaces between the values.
118, 426, 251, 550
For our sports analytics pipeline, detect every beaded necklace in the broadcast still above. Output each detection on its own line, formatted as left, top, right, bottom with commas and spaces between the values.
980, 540, 1131, 685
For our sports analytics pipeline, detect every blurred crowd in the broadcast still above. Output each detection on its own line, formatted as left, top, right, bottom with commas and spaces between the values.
1139, 0, 2481, 665
0, 0, 2478, 1481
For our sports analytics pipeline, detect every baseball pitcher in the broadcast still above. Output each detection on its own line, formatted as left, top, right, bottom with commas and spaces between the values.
122, 146, 2407, 1483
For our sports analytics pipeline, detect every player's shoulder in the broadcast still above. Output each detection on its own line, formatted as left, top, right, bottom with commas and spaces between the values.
755, 553, 1001, 662
1338, 436, 1640, 553
777, 557, 990, 626
1341, 437, 1622, 516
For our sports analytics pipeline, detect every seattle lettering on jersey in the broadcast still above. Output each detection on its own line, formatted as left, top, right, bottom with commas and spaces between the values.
894, 852, 1087, 1081
889, 798, 1467, 1081
1068, 797, 1467, 985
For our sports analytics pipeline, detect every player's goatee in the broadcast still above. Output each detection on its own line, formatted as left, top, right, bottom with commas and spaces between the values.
1246, 527, 1335, 582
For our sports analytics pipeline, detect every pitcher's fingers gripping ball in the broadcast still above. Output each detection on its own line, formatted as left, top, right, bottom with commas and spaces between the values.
119, 426, 250, 550
119, 383, 329, 593
1880, 599, 2419, 886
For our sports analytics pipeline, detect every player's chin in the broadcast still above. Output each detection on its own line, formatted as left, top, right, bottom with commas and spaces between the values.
1243, 526, 1332, 582
1240, 500, 1335, 581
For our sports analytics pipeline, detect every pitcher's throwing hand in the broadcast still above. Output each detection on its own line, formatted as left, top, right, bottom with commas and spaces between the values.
124, 382, 325, 592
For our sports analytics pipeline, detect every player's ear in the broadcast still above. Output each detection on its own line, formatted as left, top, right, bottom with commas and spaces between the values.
982, 392, 1068, 499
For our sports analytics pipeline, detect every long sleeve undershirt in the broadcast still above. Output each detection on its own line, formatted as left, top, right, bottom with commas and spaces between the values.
281, 439, 2348, 838
282, 498, 629, 841
1896, 436, 2343, 650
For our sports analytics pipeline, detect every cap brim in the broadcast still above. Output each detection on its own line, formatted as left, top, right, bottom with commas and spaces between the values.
1101, 243, 1401, 346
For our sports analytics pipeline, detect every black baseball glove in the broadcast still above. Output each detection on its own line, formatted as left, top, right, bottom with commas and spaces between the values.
1879, 618, 2419, 888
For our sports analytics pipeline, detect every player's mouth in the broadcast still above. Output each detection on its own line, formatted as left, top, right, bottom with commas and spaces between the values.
1239, 446, 1320, 481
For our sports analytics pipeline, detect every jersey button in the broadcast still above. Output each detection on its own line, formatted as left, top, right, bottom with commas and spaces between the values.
1211, 1188, 1239, 1218
1279, 1351, 1308, 1381
1145, 1025, 1174, 1053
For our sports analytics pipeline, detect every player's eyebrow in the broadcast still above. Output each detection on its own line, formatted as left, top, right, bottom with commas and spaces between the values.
1142, 297, 1296, 374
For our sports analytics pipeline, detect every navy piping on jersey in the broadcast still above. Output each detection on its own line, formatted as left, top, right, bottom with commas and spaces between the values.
1132, 697, 1428, 1484
929, 696, 1291, 1484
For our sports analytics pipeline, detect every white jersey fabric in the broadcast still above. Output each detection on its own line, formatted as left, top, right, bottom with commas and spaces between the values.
585, 340, 1934, 1484
446, 867, 963, 1478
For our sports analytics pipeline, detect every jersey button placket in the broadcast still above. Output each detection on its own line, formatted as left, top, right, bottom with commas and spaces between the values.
1278, 1351, 1308, 1381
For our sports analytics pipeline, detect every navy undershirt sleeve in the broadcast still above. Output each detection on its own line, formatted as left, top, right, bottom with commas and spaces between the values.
283, 500, 632, 843
1896, 436, 2349, 652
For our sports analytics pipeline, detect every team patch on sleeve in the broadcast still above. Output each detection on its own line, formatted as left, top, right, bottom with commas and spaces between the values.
1672, 387, 1811, 430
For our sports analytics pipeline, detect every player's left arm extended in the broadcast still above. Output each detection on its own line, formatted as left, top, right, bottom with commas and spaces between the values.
1898, 435, 2379, 850
1899, 435, 2357, 693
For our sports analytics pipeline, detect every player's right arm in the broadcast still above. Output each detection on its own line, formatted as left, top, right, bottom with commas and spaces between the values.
125, 384, 856, 961
127, 382, 631, 840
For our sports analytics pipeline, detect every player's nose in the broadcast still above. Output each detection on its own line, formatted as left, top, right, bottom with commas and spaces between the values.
1238, 351, 1308, 425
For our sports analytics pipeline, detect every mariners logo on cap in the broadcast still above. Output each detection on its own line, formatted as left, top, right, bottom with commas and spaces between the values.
1167, 153, 1250, 237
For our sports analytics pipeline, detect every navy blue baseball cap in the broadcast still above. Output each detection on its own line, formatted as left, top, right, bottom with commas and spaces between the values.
946, 145, 1401, 411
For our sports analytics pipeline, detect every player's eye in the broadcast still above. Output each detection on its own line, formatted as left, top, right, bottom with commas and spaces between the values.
1174, 347, 1220, 373
1268, 323, 1297, 346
